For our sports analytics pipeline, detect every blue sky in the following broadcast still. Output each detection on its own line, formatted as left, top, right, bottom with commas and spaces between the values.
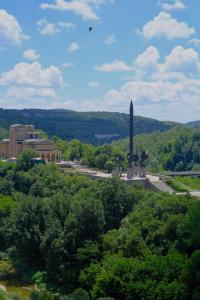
0, 0, 200, 122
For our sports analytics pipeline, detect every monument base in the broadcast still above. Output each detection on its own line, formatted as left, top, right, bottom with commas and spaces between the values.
112, 167, 122, 177
133, 165, 138, 176
138, 166, 146, 178
127, 167, 134, 179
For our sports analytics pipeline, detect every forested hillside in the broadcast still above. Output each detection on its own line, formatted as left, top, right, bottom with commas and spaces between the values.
52, 126, 200, 173
134, 126, 200, 172
0, 151, 200, 300
0, 109, 175, 145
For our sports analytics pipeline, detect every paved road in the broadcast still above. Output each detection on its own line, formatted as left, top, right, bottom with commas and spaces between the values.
176, 191, 200, 198
146, 174, 160, 182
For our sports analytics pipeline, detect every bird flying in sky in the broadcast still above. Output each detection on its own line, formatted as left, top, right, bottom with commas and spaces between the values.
89, 27, 93, 32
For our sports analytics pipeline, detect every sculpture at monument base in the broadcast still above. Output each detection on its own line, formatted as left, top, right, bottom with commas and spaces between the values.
113, 166, 123, 177
138, 150, 149, 178
113, 154, 124, 177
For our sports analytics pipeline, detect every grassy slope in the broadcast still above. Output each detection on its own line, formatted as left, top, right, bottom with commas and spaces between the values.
167, 176, 200, 192
0, 290, 12, 300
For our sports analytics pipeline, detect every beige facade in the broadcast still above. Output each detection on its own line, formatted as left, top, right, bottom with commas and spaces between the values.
0, 124, 61, 162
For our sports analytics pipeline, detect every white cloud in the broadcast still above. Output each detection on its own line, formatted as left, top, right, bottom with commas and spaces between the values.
95, 60, 133, 72
5, 86, 56, 100
68, 42, 79, 52
105, 34, 116, 45
0, 9, 29, 46
53, 73, 200, 122
158, 0, 186, 11
159, 46, 200, 73
23, 49, 40, 61
41, 0, 114, 21
105, 81, 179, 104
58, 21, 76, 29
63, 62, 75, 68
88, 81, 100, 87
103, 78, 200, 121
37, 18, 75, 35
134, 46, 160, 69
133, 46, 200, 81
0, 62, 63, 87
188, 38, 200, 47
41, 0, 99, 20
86, 0, 114, 6
0, 62, 64, 106
140, 12, 195, 40
99, 45, 200, 122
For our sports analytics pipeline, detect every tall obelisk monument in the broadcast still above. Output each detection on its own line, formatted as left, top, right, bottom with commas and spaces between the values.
129, 100, 134, 160
127, 100, 134, 178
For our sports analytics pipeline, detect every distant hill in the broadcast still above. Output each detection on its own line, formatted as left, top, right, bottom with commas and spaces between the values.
0, 108, 177, 145
187, 120, 200, 128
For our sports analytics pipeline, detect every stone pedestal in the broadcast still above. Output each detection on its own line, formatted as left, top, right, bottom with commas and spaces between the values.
138, 166, 146, 178
133, 165, 138, 176
112, 167, 122, 177
127, 167, 133, 179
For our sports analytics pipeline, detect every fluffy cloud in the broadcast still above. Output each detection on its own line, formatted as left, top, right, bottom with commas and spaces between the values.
41, 0, 98, 20
141, 12, 195, 40
100, 45, 200, 122
0, 62, 63, 105
23, 49, 40, 61
188, 38, 200, 47
0, 62, 63, 87
158, 0, 186, 11
0, 9, 28, 46
67, 42, 79, 52
160, 46, 200, 73
41, 0, 114, 20
103, 78, 200, 121
133, 46, 200, 80
105, 34, 116, 45
105, 81, 180, 105
56, 74, 200, 122
88, 81, 100, 87
134, 46, 160, 69
95, 60, 133, 72
37, 18, 75, 35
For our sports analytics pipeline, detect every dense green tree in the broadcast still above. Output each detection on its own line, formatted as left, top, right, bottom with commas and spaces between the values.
8, 195, 49, 262
0, 195, 15, 251
178, 202, 200, 252
104, 161, 115, 173
98, 177, 136, 230
15, 149, 38, 171
39, 193, 71, 278
64, 190, 105, 253
76, 240, 100, 267
80, 252, 188, 300
0, 178, 13, 195
60, 288, 90, 300
30, 290, 54, 300
184, 250, 200, 299
13, 170, 34, 194
66, 140, 83, 161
